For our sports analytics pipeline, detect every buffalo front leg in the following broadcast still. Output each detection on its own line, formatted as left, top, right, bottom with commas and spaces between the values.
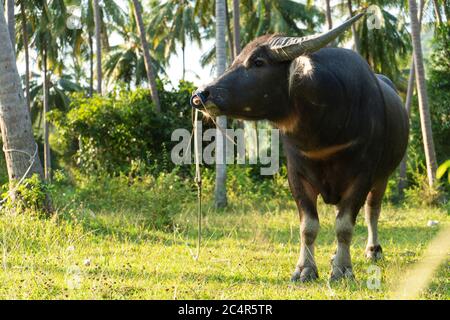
291, 207, 320, 282
331, 211, 356, 281
289, 176, 320, 282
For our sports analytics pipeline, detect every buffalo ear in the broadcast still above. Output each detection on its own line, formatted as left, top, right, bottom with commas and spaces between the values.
267, 11, 366, 61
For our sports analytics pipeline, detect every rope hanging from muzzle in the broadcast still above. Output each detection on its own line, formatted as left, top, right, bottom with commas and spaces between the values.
192, 108, 202, 261
189, 92, 239, 261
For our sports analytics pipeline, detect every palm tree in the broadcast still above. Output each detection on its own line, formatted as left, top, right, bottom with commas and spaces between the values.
233, 0, 240, 56
149, 0, 202, 80
104, 8, 166, 89
66, 0, 125, 96
215, 0, 227, 208
5, 0, 15, 51
346, 0, 361, 53
325, 0, 333, 30
408, 0, 438, 186
18, 0, 31, 110
199, 0, 324, 68
131, 0, 160, 111
398, 0, 424, 195
332, 1, 411, 84
93, 0, 102, 94
432, 0, 443, 24
359, 7, 411, 83
0, 3, 44, 187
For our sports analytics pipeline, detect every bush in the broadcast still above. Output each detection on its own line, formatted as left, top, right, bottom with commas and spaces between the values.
48, 81, 196, 176
428, 25, 450, 162
1, 174, 51, 215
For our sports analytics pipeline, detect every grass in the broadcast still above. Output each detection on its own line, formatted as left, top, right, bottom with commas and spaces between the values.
0, 175, 448, 300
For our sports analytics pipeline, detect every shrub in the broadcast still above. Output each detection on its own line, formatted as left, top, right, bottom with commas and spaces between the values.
1, 174, 51, 215
48, 81, 195, 176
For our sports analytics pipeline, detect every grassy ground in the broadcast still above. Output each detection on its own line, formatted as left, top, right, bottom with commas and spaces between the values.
0, 176, 448, 300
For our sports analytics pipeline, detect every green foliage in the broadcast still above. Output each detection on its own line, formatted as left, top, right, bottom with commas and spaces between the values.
0, 171, 448, 299
437, 160, 450, 185
48, 81, 195, 175
1, 174, 50, 214
428, 25, 450, 162
358, 7, 411, 83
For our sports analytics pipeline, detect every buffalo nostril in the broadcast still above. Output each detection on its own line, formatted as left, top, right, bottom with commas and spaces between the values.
192, 96, 202, 106
190, 89, 210, 108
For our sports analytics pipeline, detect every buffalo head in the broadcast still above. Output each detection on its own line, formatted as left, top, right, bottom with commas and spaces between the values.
191, 13, 364, 123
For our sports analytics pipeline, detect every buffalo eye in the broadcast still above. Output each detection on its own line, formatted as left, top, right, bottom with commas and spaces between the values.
253, 58, 265, 67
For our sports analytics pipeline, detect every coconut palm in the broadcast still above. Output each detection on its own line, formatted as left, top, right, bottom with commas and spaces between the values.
28, 72, 83, 126
215, 0, 228, 208
93, 0, 102, 94
199, 0, 324, 68
408, 0, 438, 186
398, 0, 425, 195
346, 0, 360, 53
0, 4, 44, 186
132, 0, 161, 111
149, 0, 202, 80
325, 0, 333, 29
61, 0, 125, 96
17, 0, 31, 110
6, 0, 15, 51
232, 0, 240, 56
103, 7, 166, 89
332, 1, 411, 84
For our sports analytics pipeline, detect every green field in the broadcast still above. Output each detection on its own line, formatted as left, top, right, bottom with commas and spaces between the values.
0, 178, 448, 300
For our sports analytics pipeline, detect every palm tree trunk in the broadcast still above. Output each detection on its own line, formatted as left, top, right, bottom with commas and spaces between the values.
215, 0, 228, 208
233, 0, 244, 130
132, 0, 161, 112
325, 0, 333, 30
398, 61, 415, 195
88, 32, 94, 97
225, 0, 235, 62
233, 0, 241, 57
347, 0, 361, 53
42, 44, 51, 181
408, 0, 438, 187
0, 4, 44, 183
93, 0, 102, 94
398, 0, 424, 195
20, 1, 30, 111
6, 0, 15, 53
182, 36, 186, 80
432, 0, 443, 25
444, 0, 450, 23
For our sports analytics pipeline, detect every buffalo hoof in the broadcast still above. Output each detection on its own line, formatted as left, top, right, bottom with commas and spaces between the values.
329, 265, 354, 282
291, 266, 319, 283
365, 245, 383, 261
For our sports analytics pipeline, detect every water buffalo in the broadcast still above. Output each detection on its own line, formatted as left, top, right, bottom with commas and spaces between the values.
191, 13, 408, 282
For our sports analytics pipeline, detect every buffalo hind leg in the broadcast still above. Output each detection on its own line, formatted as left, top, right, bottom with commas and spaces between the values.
365, 179, 388, 260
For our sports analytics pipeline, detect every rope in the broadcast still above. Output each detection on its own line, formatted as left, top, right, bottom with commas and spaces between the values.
0, 143, 38, 206
189, 93, 240, 260
192, 109, 202, 261
189, 93, 241, 260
